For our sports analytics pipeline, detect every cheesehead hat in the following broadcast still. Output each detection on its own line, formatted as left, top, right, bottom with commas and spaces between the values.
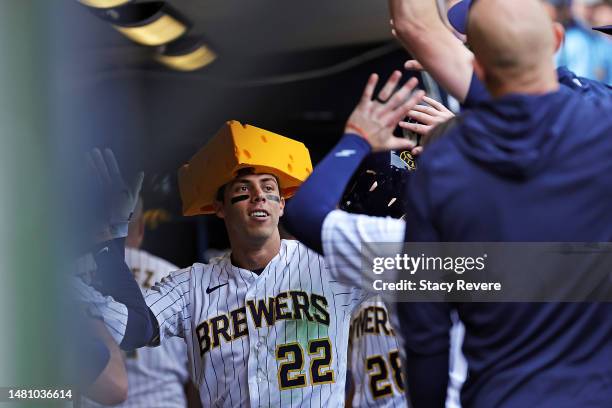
179, 120, 313, 215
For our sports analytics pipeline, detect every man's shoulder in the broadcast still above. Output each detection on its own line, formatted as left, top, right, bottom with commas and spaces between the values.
280, 239, 327, 264
167, 261, 223, 291
281, 238, 315, 253
188, 256, 229, 273
557, 66, 612, 102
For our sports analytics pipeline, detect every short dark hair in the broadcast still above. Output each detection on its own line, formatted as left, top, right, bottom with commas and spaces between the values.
215, 184, 227, 203
215, 168, 280, 203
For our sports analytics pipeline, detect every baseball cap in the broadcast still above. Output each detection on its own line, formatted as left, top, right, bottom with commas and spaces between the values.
593, 25, 612, 35
447, 0, 472, 35
447, 0, 577, 35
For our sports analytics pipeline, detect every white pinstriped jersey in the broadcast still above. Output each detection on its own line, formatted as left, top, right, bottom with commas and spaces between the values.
322, 210, 467, 408
71, 256, 128, 346
348, 296, 406, 407
82, 248, 190, 408
71, 272, 129, 408
145, 239, 365, 407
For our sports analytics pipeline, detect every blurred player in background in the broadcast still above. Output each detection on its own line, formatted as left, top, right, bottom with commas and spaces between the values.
346, 296, 406, 407
69, 147, 150, 406
546, 0, 612, 84
341, 152, 409, 408
82, 196, 197, 408
72, 273, 130, 406
83, 320, 129, 405
341, 151, 466, 408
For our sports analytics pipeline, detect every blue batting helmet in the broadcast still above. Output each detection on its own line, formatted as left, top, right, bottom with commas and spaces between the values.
340, 150, 416, 219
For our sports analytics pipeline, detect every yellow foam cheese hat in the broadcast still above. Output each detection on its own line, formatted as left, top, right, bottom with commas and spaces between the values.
179, 120, 313, 216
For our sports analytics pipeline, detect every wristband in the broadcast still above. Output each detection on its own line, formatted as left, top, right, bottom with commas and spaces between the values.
345, 123, 369, 141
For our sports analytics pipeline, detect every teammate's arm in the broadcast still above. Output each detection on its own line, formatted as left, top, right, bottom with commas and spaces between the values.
72, 274, 129, 346
83, 318, 129, 405
144, 266, 192, 344
283, 133, 370, 254
388, 0, 474, 102
86, 147, 155, 349
284, 72, 422, 252
93, 243, 191, 349
93, 238, 156, 349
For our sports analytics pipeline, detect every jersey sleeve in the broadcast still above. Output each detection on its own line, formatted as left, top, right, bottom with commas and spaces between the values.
71, 276, 128, 345
321, 209, 405, 287
144, 267, 193, 344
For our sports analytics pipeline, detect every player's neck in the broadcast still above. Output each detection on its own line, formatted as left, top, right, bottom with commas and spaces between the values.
230, 233, 281, 272
488, 65, 559, 98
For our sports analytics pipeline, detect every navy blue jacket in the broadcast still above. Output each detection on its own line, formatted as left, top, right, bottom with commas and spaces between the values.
464, 66, 612, 108
402, 86, 612, 407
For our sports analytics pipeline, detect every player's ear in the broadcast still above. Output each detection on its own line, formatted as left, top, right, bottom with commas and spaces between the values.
279, 197, 285, 217
472, 57, 486, 85
552, 21, 564, 53
213, 200, 225, 219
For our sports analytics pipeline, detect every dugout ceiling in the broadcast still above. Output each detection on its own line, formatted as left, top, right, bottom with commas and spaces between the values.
60, 0, 407, 182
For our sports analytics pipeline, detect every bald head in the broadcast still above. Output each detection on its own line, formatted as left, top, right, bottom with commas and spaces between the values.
467, 0, 559, 95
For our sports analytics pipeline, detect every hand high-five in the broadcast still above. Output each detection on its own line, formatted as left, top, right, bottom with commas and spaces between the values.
345, 70, 425, 152
87, 148, 144, 240
401, 95, 455, 137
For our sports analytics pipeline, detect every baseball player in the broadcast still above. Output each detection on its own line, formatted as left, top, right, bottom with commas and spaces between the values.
346, 296, 405, 407
88, 116, 421, 407
333, 150, 466, 408
348, 300, 467, 408
340, 152, 408, 408
81, 197, 192, 408
142, 121, 373, 407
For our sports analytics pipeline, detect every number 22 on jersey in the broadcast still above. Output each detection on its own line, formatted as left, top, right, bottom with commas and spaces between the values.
275, 338, 335, 389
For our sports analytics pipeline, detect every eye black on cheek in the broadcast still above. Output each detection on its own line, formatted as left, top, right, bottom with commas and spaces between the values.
231, 195, 250, 204
265, 194, 281, 203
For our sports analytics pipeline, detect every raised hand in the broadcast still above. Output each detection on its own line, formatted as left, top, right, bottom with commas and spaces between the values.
345, 71, 425, 152
400, 95, 455, 137
87, 148, 144, 240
